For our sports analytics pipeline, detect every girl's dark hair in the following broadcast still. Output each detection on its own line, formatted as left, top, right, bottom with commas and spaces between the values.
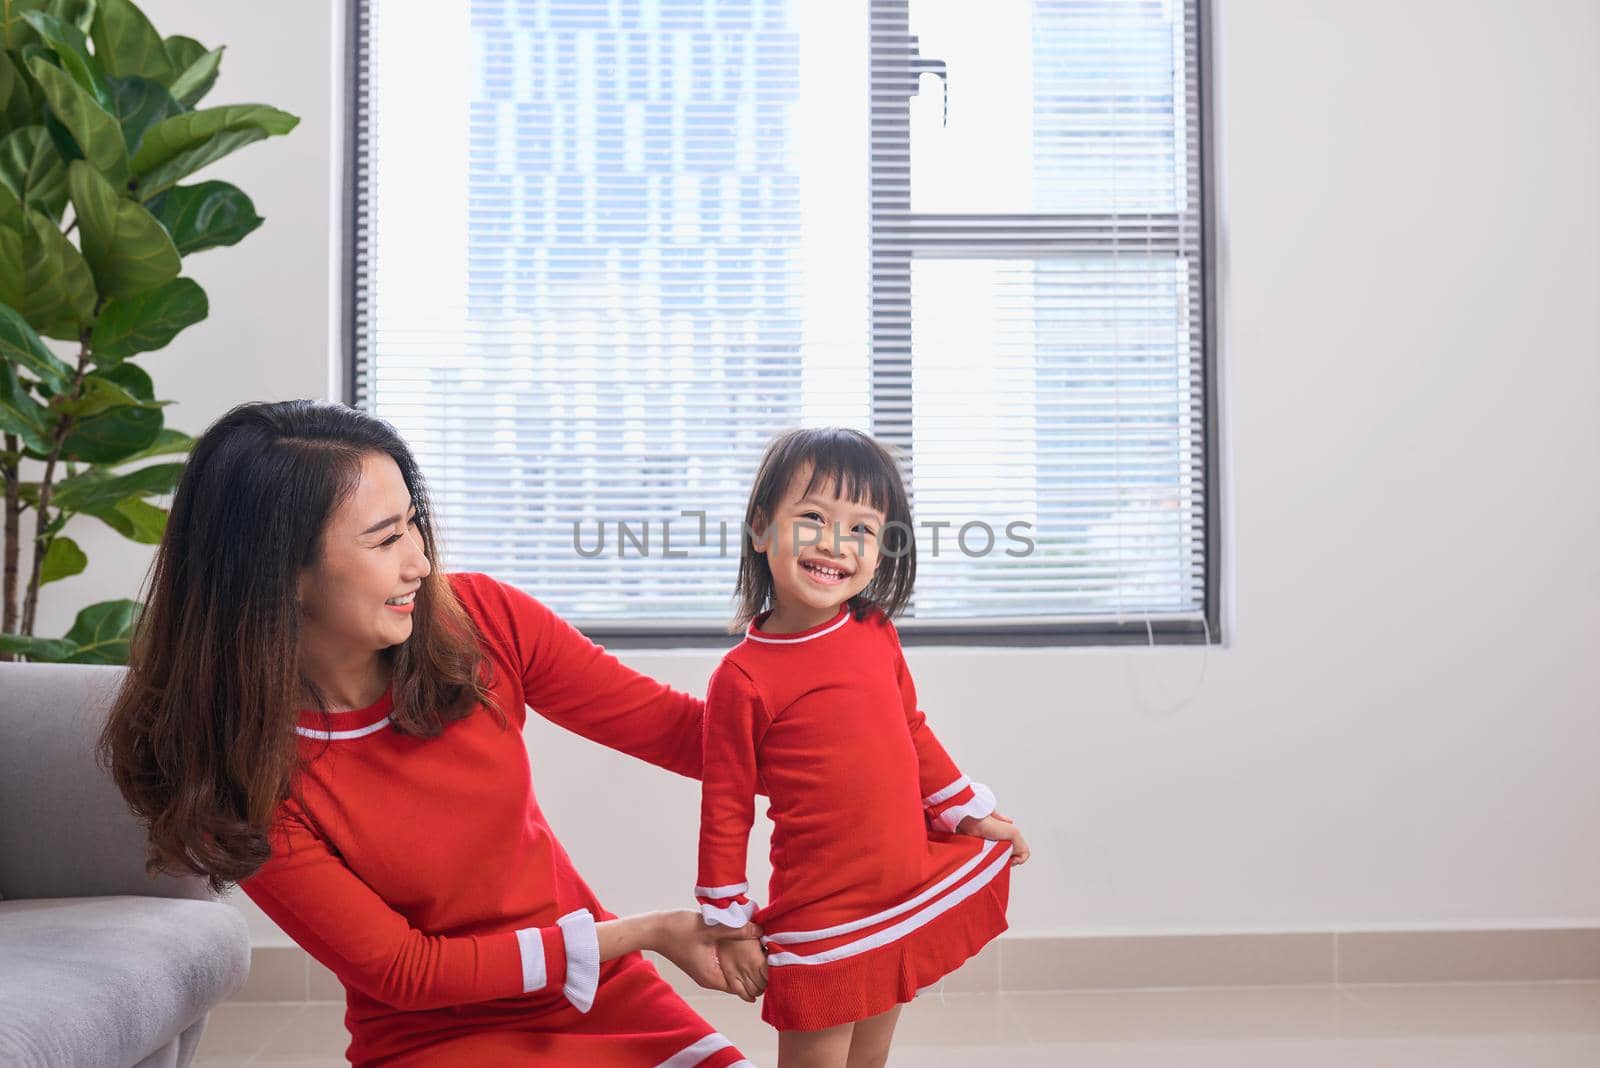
97, 400, 501, 893
732, 427, 916, 632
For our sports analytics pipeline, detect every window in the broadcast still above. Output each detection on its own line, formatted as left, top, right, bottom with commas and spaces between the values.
347, 0, 1218, 645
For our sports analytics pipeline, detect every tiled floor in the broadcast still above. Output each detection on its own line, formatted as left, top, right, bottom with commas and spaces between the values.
191, 981, 1600, 1066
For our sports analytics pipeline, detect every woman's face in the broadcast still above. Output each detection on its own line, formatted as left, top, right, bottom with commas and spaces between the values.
756, 463, 885, 621
297, 452, 432, 657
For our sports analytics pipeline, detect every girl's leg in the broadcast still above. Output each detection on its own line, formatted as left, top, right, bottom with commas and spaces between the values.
777, 1022, 854, 1068
844, 1004, 902, 1068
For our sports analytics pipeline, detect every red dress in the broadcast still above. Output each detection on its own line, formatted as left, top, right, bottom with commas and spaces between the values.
695, 604, 1010, 1032
240, 571, 754, 1067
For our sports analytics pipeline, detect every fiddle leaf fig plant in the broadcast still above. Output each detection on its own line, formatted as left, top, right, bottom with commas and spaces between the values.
0, 0, 297, 663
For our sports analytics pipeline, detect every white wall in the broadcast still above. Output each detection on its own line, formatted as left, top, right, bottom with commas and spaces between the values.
38, 1, 1598, 946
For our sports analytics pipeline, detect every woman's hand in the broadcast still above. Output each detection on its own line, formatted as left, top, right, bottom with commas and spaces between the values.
957, 811, 1031, 866
652, 908, 765, 996
717, 933, 769, 1004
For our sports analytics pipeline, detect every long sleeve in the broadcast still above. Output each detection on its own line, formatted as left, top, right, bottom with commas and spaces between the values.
480, 573, 707, 780
694, 661, 769, 927
890, 628, 998, 834
238, 800, 601, 1013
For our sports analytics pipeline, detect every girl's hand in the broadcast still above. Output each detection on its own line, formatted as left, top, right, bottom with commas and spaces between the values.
717, 932, 769, 1003
653, 908, 764, 994
956, 811, 1031, 867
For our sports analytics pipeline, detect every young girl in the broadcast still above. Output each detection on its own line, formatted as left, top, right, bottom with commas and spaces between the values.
694, 427, 1030, 1067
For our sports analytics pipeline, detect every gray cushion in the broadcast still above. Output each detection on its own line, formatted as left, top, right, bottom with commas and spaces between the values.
0, 896, 249, 1068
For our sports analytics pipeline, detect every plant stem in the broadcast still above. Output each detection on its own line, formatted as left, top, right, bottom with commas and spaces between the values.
2, 432, 19, 658
18, 341, 92, 637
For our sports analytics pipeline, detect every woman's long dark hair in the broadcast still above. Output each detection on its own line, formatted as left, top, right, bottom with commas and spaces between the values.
732, 427, 917, 632
97, 400, 501, 893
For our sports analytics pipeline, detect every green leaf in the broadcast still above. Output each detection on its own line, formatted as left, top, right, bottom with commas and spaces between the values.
1, 0, 48, 51
89, 0, 171, 83
58, 358, 159, 460
0, 50, 40, 129
66, 158, 177, 298
146, 180, 259, 254
0, 298, 72, 390
129, 104, 297, 174
90, 274, 203, 359
46, 0, 95, 35
105, 73, 177, 156
58, 394, 158, 460
20, 206, 96, 338
22, 8, 108, 106
0, 631, 80, 661
112, 423, 188, 462
160, 33, 202, 71
26, 53, 126, 184
85, 491, 162, 542
50, 456, 179, 511
0, 126, 68, 220
0, 200, 20, 309
134, 125, 262, 201
52, 366, 127, 415
0, 173, 18, 230
38, 531, 85, 583
61, 597, 140, 662
0, 356, 50, 452
95, 354, 147, 396
164, 39, 218, 108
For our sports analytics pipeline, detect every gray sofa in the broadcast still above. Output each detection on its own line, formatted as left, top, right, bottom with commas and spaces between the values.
0, 662, 252, 1068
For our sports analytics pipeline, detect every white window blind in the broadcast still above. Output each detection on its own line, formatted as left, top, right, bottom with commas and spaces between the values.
350, 0, 1216, 643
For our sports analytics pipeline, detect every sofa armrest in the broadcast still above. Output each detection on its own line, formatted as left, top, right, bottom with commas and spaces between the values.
0, 662, 213, 902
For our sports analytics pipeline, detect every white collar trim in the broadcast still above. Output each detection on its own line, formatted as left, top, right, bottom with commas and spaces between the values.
746, 611, 851, 645
295, 717, 394, 741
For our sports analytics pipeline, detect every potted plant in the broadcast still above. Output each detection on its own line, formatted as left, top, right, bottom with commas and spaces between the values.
0, 0, 297, 663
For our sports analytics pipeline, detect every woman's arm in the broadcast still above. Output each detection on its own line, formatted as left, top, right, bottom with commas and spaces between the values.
241, 802, 604, 1013
598, 908, 763, 995
484, 575, 707, 779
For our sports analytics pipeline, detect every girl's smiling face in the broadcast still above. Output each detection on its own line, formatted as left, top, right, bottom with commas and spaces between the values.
754, 462, 887, 631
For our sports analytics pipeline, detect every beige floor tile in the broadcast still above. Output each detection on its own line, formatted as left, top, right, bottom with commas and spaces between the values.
252, 1002, 353, 1059
1338, 980, 1600, 1036
893, 991, 1021, 1047
191, 1003, 306, 1059
307, 958, 347, 1002
939, 940, 1001, 993
1002, 985, 1345, 1042
234, 948, 309, 1003
190, 982, 1600, 1068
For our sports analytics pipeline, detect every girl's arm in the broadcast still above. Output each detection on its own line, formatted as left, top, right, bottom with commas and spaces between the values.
694, 661, 769, 929
240, 801, 605, 1013
889, 628, 999, 833
473, 573, 707, 780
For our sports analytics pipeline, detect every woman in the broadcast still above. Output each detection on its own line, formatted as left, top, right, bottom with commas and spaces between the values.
100, 400, 762, 1066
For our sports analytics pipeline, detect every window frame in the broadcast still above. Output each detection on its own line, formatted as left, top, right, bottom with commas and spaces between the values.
341, 0, 1223, 648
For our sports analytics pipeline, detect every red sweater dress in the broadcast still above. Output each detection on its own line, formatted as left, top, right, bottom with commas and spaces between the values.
240, 571, 755, 1068
695, 603, 1011, 1032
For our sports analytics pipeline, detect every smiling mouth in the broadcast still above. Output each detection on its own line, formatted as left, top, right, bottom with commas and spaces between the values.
800, 560, 850, 584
